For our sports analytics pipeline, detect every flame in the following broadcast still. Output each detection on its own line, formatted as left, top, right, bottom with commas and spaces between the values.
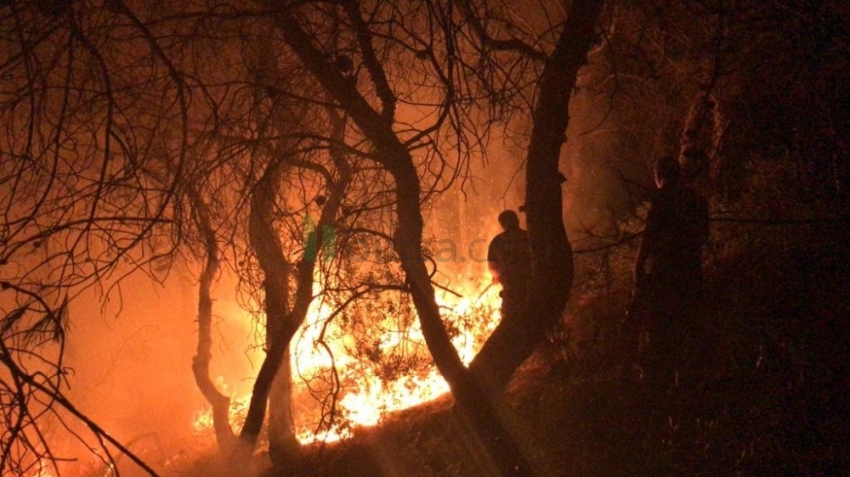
338, 368, 449, 427
192, 279, 502, 445
32, 463, 56, 477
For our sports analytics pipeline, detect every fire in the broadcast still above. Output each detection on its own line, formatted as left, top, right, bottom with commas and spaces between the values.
337, 368, 449, 427
31, 463, 56, 477
192, 280, 501, 444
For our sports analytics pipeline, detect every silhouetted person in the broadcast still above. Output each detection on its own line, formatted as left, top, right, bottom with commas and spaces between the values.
488, 210, 532, 322
629, 156, 709, 385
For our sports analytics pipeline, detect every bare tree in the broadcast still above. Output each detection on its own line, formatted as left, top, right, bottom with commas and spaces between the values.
188, 182, 236, 452
0, 0, 189, 474
5, 0, 605, 474
252, 0, 604, 473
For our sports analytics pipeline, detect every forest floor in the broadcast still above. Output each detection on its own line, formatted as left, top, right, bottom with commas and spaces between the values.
187, 230, 848, 477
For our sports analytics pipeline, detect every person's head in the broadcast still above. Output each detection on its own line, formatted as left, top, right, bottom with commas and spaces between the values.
653, 156, 681, 188
498, 210, 520, 231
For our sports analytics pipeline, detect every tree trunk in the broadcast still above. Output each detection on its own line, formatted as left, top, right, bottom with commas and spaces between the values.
268, 346, 299, 465
239, 162, 296, 457
680, 91, 724, 184
189, 190, 235, 452
468, 0, 603, 396
238, 125, 351, 465
680, 13, 727, 186
266, 109, 352, 466
238, 162, 324, 458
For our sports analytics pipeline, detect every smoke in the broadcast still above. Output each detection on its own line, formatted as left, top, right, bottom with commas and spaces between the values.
58, 266, 259, 475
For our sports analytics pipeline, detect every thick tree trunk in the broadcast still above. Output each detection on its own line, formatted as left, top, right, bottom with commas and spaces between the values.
468, 0, 603, 396
189, 191, 235, 452
239, 163, 297, 458
395, 161, 529, 476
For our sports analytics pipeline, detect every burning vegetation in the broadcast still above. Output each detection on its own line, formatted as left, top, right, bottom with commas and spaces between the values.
2, 0, 849, 476
191, 278, 501, 445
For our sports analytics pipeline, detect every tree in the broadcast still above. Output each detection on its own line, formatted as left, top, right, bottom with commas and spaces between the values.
0, 0, 188, 473
256, 0, 604, 473
5, 0, 607, 474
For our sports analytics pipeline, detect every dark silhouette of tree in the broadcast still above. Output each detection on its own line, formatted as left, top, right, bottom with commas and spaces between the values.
17, 0, 844, 475
1, 0, 188, 474
254, 0, 605, 473
188, 183, 236, 451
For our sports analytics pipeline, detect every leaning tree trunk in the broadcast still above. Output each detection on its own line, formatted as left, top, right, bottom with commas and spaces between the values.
238, 162, 296, 460
266, 108, 352, 466
468, 0, 603, 396
238, 139, 351, 467
189, 189, 235, 452
392, 161, 527, 476
680, 11, 727, 186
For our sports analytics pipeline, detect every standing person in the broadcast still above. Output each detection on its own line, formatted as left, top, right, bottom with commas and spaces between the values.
629, 156, 709, 384
487, 210, 532, 322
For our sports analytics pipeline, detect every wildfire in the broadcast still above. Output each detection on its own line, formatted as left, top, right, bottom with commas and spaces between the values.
192, 280, 501, 444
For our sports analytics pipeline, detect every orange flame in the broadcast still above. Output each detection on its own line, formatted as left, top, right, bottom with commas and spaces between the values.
192, 279, 501, 444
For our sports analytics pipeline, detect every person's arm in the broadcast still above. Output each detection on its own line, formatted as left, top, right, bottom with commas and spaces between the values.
488, 260, 500, 284
487, 238, 500, 284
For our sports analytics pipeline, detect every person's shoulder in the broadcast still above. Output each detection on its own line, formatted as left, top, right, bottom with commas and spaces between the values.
505, 228, 529, 241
